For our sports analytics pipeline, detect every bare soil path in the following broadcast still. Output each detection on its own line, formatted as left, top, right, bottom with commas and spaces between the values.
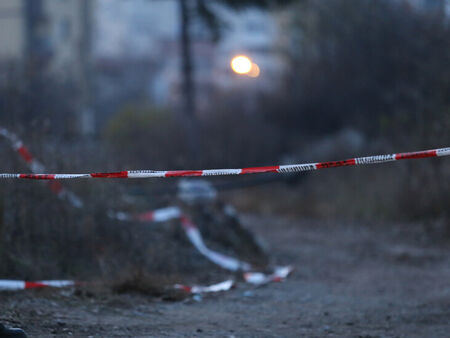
1, 214, 450, 337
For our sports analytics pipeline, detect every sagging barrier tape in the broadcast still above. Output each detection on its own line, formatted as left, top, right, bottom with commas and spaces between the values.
0, 128, 45, 174
0, 127, 292, 293
174, 279, 235, 294
0, 278, 235, 294
244, 266, 294, 286
109, 207, 252, 272
109, 206, 292, 285
108, 207, 182, 223
180, 216, 252, 271
0, 127, 271, 273
0, 265, 293, 293
0, 147, 448, 180
0, 127, 83, 208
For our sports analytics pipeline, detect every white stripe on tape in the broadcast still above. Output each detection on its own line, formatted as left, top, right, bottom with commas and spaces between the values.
175, 279, 234, 294
244, 266, 293, 286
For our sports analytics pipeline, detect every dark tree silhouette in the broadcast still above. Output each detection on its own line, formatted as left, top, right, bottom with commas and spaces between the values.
176, 0, 295, 162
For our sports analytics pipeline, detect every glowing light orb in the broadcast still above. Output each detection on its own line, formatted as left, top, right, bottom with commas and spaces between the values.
231, 55, 253, 75
248, 63, 260, 78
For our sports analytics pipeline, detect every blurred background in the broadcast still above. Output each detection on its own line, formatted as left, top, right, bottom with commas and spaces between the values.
0, 0, 449, 280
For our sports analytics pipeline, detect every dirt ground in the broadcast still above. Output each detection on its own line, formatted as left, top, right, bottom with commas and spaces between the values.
1, 214, 450, 337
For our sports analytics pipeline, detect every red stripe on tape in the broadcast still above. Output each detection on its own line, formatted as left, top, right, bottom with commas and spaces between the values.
165, 170, 203, 177
25, 281, 47, 289
49, 180, 63, 194
178, 285, 192, 293
180, 216, 195, 229
19, 174, 55, 180
135, 211, 154, 222
91, 171, 128, 178
395, 150, 437, 160
241, 166, 280, 174
17, 146, 33, 163
316, 159, 356, 169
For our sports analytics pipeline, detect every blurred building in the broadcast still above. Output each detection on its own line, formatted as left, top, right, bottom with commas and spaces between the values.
0, 0, 94, 134
401, 0, 450, 17
0, 0, 93, 73
95, 0, 288, 115
94, 0, 178, 115
0, 0, 24, 61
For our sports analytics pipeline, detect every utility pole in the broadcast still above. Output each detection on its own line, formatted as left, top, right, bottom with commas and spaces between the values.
179, 0, 196, 119
178, 0, 200, 164
24, 0, 47, 124
24, 0, 43, 62
79, 0, 95, 136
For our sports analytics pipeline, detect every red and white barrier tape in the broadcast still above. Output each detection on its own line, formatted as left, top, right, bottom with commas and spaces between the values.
0, 127, 83, 208
174, 279, 235, 294
109, 206, 252, 272
108, 206, 182, 223
0, 127, 292, 292
1, 126, 254, 273
0, 280, 76, 291
0, 272, 290, 293
0, 278, 235, 294
180, 216, 252, 271
0, 147, 448, 180
110, 206, 292, 285
0, 128, 45, 173
244, 266, 293, 286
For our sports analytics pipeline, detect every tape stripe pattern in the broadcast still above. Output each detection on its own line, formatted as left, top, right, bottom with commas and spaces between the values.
244, 266, 294, 285
0, 279, 235, 294
1, 127, 253, 272
0, 127, 84, 208
0, 280, 76, 291
1, 147, 448, 179
1, 127, 291, 293
110, 207, 252, 272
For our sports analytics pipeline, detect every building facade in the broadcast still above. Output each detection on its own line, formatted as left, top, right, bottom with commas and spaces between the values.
0, 0, 24, 61
0, 0, 94, 134
95, 0, 288, 114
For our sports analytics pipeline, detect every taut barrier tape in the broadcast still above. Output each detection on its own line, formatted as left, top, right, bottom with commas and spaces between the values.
0, 147, 448, 180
